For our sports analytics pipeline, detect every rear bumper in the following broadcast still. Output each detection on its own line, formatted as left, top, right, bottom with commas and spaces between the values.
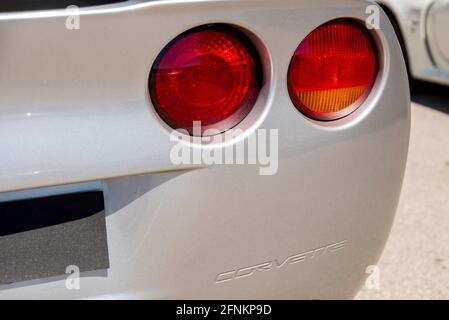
0, 0, 410, 299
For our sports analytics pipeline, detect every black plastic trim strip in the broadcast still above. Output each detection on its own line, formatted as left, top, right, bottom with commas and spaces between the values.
0, 0, 127, 12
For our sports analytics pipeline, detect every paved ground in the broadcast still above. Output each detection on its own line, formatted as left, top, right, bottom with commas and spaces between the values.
357, 82, 449, 299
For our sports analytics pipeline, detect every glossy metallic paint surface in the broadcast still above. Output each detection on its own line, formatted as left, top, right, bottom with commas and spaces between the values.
0, 0, 409, 298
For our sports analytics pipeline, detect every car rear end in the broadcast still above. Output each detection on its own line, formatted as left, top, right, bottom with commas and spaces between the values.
0, 0, 410, 299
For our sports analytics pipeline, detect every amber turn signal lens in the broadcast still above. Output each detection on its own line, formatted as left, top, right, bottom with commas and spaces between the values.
288, 20, 378, 120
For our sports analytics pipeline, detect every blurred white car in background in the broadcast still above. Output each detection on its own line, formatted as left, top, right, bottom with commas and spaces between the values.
377, 0, 449, 85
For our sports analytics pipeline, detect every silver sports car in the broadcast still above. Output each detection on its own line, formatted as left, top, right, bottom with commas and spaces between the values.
0, 0, 410, 299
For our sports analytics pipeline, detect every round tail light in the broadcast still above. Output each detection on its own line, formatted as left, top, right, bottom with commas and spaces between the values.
288, 20, 378, 121
149, 25, 262, 136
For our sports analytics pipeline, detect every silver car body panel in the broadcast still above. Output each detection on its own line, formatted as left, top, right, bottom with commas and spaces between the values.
0, 0, 409, 299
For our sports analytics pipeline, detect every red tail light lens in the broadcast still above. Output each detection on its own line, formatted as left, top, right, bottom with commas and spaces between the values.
149, 25, 262, 135
288, 20, 378, 120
